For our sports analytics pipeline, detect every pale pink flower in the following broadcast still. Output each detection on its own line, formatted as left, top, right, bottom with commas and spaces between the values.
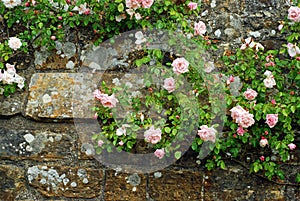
263, 71, 276, 88
197, 125, 217, 143
98, 140, 104, 146
260, 137, 268, 147
188, 2, 197, 10
288, 6, 300, 22
5, 63, 16, 74
1, 0, 21, 8
287, 43, 300, 57
126, 0, 141, 9
172, 58, 189, 75
116, 124, 130, 136
101, 94, 119, 108
135, 13, 142, 20
93, 113, 98, 119
118, 141, 124, 146
194, 21, 206, 36
265, 61, 275, 67
8, 37, 22, 50
141, 0, 154, 8
144, 126, 162, 144
163, 77, 176, 93
154, 148, 165, 159
230, 105, 255, 128
235, 112, 255, 128
237, 127, 246, 136
278, 24, 284, 31
288, 143, 296, 150
230, 105, 247, 121
243, 88, 258, 100
266, 114, 278, 128
240, 37, 253, 50
93, 89, 107, 100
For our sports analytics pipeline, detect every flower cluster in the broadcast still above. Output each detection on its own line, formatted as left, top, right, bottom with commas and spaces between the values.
0, 64, 25, 90
197, 125, 217, 143
93, 89, 119, 108
230, 105, 255, 128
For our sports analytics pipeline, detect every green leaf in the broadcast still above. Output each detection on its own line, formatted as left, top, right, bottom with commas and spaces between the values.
290, 106, 296, 113
117, 3, 124, 12
174, 151, 181, 159
164, 127, 171, 134
38, 22, 43, 29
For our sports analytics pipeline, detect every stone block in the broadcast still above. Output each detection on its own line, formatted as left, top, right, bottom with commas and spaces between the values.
148, 169, 204, 200
0, 128, 76, 161
27, 165, 103, 198
105, 171, 147, 200
0, 164, 25, 201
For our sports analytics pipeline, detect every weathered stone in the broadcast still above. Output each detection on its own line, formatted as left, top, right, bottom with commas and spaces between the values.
105, 170, 147, 200
204, 163, 286, 201
27, 165, 103, 198
148, 169, 204, 200
0, 164, 25, 201
0, 128, 76, 161
25, 73, 97, 121
0, 93, 24, 116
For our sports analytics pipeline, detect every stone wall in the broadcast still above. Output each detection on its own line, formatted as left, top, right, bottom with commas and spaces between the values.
1, 0, 299, 200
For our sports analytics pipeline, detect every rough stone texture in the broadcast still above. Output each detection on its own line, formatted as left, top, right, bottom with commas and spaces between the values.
0, 128, 76, 161
0, 94, 24, 117
105, 171, 147, 200
25, 73, 97, 121
204, 163, 287, 201
27, 165, 103, 198
148, 169, 204, 200
0, 164, 26, 201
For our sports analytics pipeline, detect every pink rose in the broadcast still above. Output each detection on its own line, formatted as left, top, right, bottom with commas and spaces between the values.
194, 21, 206, 36
154, 148, 165, 159
260, 137, 268, 147
236, 112, 255, 128
230, 105, 247, 120
101, 94, 119, 108
197, 125, 217, 143
98, 140, 104, 147
163, 77, 176, 93
141, 0, 154, 8
271, 99, 276, 105
172, 58, 189, 75
288, 143, 296, 150
8, 37, 22, 50
287, 43, 300, 57
119, 141, 124, 146
278, 24, 284, 31
144, 126, 162, 144
126, 0, 141, 9
259, 156, 265, 161
188, 2, 197, 10
243, 88, 258, 100
288, 6, 300, 22
237, 126, 246, 136
266, 114, 278, 128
